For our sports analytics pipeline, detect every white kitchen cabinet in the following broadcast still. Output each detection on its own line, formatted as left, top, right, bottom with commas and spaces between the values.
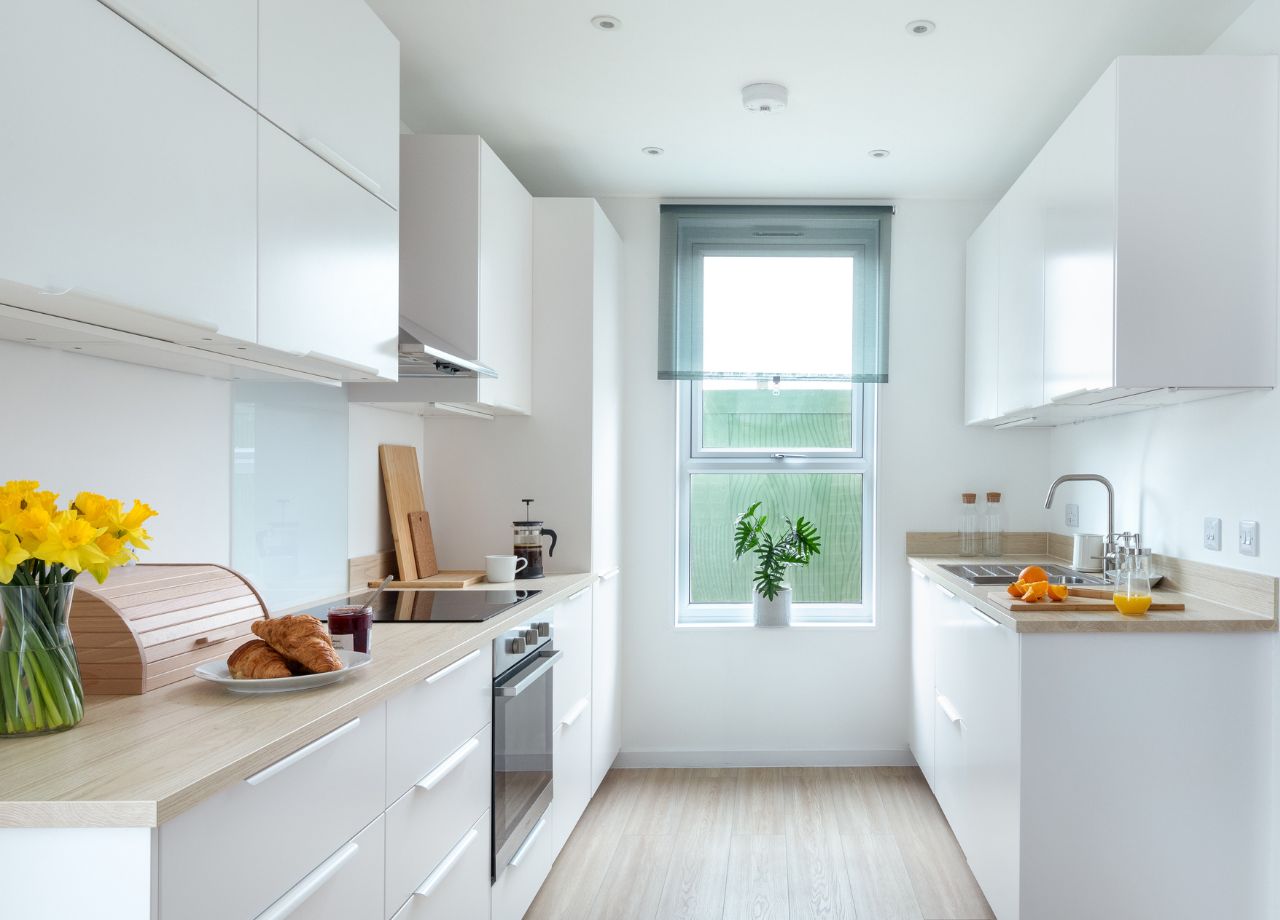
258, 815, 386, 920
0, 0, 257, 345
491, 812, 554, 920
259, 0, 400, 207
964, 212, 1000, 425
391, 813, 492, 920
552, 698, 594, 856
257, 119, 399, 382
591, 570, 622, 791
966, 56, 1278, 427
553, 585, 593, 725
908, 570, 937, 786
96, 0, 258, 105
349, 135, 533, 414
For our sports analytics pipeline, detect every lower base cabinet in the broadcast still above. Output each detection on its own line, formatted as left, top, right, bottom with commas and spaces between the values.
551, 697, 593, 855
258, 815, 387, 920
491, 813, 554, 920
391, 812, 491, 920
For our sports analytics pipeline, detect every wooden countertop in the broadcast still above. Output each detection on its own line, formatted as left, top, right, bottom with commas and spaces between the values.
0, 573, 594, 829
908, 555, 1277, 634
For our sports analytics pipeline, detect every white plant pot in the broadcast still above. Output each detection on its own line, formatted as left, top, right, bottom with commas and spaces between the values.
753, 586, 792, 628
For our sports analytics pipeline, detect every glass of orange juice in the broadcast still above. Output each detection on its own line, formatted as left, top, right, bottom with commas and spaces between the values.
1113, 548, 1153, 615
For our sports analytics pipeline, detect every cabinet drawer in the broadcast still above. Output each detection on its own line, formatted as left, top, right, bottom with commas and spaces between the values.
491, 809, 554, 920
386, 648, 491, 806
386, 724, 491, 911
551, 697, 592, 856
159, 704, 386, 920
553, 585, 592, 724
256, 815, 385, 920
390, 812, 491, 920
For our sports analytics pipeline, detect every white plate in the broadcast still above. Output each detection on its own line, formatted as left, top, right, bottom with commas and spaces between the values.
194, 650, 372, 693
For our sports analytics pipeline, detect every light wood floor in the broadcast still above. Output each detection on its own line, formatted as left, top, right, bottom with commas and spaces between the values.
526, 766, 993, 920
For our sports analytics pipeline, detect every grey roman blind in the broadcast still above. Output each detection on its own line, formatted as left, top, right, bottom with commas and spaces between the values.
658, 205, 892, 382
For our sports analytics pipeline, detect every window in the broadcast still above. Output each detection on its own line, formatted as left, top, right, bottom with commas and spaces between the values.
661, 206, 889, 626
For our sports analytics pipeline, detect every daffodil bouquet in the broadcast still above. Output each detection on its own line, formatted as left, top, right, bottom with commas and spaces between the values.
0, 481, 156, 735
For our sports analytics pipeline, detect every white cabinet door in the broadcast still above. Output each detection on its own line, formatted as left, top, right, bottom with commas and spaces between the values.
964, 211, 1000, 424
591, 572, 622, 791
390, 812, 491, 920
930, 583, 968, 828
1042, 65, 1117, 402
97, 0, 257, 105
475, 142, 534, 413
491, 813, 554, 920
259, 0, 400, 207
996, 159, 1045, 416
552, 698, 594, 856
909, 570, 937, 788
0, 0, 257, 344
258, 119, 399, 381
553, 585, 593, 725
258, 816, 386, 920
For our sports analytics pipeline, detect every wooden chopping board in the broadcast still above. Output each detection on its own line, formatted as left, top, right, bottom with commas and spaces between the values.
373, 572, 487, 589
987, 587, 1184, 613
379, 444, 427, 582
407, 510, 440, 578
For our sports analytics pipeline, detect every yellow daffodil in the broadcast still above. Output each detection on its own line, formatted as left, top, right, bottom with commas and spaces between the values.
12, 505, 53, 549
114, 499, 157, 550
85, 531, 134, 584
0, 532, 30, 584
32, 512, 107, 573
72, 492, 117, 528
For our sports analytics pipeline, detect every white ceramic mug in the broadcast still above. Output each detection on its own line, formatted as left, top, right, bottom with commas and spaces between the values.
485, 554, 528, 583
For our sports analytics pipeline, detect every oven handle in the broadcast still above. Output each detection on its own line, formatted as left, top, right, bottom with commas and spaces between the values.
494, 649, 562, 697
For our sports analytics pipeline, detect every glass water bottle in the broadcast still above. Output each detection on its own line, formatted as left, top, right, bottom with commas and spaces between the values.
959, 493, 979, 556
982, 492, 1004, 557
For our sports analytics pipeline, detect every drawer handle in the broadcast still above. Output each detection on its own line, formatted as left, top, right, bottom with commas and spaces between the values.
508, 817, 548, 869
598, 567, 621, 581
425, 648, 483, 685
416, 736, 481, 793
246, 718, 361, 786
257, 841, 359, 920
560, 697, 589, 729
302, 136, 383, 196
568, 587, 590, 602
413, 827, 479, 900
936, 693, 964, 727
970, 605, 1002, 627
99, 1, 221, 80
933, 584, 956, 600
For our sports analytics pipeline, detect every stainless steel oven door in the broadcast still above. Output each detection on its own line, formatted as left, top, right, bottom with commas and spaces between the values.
493, 647, 561, 878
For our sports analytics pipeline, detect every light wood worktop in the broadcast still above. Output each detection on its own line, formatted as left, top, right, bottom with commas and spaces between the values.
908, 554, 1277, 634
0, 573, 593, 829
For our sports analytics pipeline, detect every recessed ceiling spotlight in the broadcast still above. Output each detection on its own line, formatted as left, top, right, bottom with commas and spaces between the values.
591, 15, 621, 31
641, 146, 665, 156
868, 148, 891, 159
906, 19, 936, 35
742, 83, 789, 113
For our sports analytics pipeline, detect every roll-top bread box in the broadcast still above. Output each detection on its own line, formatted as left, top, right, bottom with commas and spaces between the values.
70, 564, 268, 694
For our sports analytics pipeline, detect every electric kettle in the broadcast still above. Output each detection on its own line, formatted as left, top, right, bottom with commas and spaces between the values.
513, 499, 557, 579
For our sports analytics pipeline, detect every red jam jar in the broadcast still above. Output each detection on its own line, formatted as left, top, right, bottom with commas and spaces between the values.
327, 605, 372, 654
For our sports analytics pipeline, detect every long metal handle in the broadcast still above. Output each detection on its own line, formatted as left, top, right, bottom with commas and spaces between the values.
933, 583, 956, 600
246, 718, 360, 786
303, 136, 382, 195
257, 841, 359, 919
413, 827, 479, 900
99, 1, 220, 80
560, 696, 590, 729
416, 736, 481, 792
936, 693, 964, 726
568, 587, 590, 602
425, 648, 482, 685
495, 650, 562, 697
508, 817, 548, 868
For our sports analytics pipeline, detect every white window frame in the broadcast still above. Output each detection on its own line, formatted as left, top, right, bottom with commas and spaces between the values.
676, 380, 876, 627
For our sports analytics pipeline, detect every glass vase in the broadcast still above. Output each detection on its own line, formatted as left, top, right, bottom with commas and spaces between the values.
0, 582, 84, 736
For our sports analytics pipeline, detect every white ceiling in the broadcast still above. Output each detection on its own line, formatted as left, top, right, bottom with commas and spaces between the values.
368, 0, 1252, 200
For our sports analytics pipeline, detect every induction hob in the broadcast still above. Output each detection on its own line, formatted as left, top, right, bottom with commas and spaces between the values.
295, 588, 541, 623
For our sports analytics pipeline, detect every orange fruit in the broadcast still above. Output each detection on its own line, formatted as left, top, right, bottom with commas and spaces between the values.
1019, 565, 1048, 584
1047, 584, 1069, 602
1007, 580, 1027, 598
1021, 580, 1049, 602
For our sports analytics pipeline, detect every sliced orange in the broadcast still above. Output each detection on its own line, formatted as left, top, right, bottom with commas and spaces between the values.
1021, 580, 1050, 602
1047, 584, 1069, 602
1007, 580, 1028, 598
1019, 565, 1048, 584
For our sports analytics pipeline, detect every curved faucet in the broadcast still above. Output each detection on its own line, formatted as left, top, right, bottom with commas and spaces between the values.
1044, 474, 1117, 580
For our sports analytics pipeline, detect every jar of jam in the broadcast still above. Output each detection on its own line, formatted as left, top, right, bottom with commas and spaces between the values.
327, 605, 372, 654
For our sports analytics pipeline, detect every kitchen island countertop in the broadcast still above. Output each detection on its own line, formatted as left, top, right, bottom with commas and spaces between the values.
0, 572, 594, 829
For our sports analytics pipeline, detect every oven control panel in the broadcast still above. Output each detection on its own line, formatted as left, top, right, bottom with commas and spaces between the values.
494, 611, 554, 676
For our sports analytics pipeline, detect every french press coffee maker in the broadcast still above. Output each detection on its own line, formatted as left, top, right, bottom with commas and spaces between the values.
513, 499, 557, 579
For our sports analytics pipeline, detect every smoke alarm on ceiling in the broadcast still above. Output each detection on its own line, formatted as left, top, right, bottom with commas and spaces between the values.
742, 83, 789, 113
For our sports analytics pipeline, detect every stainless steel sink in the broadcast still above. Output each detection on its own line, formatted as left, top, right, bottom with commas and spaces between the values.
938, 562, 1105, 586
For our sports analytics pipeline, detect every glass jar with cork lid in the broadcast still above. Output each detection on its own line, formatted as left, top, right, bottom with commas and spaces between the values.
982, 492, 1004, 557
959, 493, 980, 556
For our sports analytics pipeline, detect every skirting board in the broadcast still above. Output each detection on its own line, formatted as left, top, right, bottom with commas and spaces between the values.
614, 749, 917, 769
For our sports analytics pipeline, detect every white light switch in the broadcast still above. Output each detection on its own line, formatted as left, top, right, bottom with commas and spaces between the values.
1204, 517, 1222, 552
1240, 521, 1260, 557
1065, 503, 1080, 528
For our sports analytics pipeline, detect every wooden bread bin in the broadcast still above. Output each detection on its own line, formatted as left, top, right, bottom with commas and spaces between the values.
70, 564, 269, 695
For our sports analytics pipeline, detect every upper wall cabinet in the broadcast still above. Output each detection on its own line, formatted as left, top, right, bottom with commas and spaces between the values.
259, 0, 400, 208
966, 56, 1279, 427
350, 135, 534, 414
97, 0, 258, 106
0, 0, 258, 343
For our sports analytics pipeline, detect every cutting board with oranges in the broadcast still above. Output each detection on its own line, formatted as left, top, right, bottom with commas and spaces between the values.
987, 564, 1184, 613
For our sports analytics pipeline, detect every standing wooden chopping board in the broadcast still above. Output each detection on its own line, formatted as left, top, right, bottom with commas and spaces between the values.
407, 510, 440, 579
379, 444, 428, 583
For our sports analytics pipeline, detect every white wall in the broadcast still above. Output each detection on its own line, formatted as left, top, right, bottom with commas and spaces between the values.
601, 197, 1052, 764
348, 404, 426, 560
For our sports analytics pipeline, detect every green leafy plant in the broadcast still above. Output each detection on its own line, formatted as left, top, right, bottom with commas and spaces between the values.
733, 501, 822, 600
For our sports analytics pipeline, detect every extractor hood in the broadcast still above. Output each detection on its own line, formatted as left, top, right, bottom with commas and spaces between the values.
397, 316, 497, 379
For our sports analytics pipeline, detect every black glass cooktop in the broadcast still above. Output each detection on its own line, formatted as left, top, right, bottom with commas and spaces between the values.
297, 588, 541, 623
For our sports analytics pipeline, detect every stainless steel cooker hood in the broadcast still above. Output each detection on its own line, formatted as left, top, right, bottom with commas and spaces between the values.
397, 316, 497, 379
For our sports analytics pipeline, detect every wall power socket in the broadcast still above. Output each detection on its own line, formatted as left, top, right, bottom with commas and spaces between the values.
1204, 517, 1222, 552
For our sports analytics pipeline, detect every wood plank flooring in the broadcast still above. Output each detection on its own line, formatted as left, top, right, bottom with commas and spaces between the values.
527, 767, 992, 920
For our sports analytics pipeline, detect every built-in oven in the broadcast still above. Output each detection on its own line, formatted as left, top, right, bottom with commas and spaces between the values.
492, 611, 560, 880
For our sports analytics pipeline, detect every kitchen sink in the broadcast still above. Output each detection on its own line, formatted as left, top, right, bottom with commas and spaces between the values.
938, 562, 1105, 586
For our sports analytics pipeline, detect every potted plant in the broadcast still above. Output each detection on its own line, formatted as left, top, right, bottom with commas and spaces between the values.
733, 501, 822, 628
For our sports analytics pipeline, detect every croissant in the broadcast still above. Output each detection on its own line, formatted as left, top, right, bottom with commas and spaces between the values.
227, 639, 293, 679
252, 615, 344, 674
